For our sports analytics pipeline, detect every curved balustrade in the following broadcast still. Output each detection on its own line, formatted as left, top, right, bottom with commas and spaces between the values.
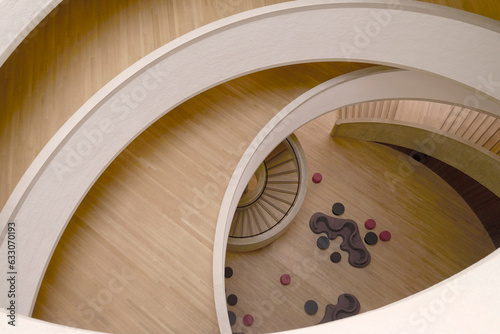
337, 100, 500, 155
332, 100, 500, 196
332, 119, 500, 196
0, 1, 499, 334
0, 0, 63, 67
228, 134, 307, 251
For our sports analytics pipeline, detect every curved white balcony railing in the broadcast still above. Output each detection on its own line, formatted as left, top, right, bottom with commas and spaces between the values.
227, 134, 307, 252
0, 0, 63, 67
0, 1, 499, 333
331, 100, 500, 196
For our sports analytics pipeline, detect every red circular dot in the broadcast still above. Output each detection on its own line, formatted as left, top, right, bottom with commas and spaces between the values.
243, 314, 254, 326
380, 230, 391, 241
364, 219, 376, 230
280, 274, 291, 285
312, 173, 322, 183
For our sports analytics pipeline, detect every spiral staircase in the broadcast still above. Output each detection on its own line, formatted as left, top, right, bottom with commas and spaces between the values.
227, 134, 307, 252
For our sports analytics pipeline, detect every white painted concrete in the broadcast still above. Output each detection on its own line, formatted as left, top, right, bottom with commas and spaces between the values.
0, 0, 63, 67
227, 134, 309, 252
0, 309, 109, 333
0, 1, 499, 333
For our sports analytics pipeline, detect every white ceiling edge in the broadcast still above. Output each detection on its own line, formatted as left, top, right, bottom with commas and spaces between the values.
0, 0, 498, 333
0, 308, 110, 333
0, 0, 63, 67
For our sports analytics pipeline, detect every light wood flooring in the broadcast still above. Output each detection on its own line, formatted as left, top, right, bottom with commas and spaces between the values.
31, 63, 369, 333
225, 112, 494, 333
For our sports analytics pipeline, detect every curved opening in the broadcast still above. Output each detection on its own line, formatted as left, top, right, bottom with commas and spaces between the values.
29, 62, 365, 333
0, 1, 498, 333
227, 134, 307, 252
238, 162, 267, 207
224, 111, 495, 333
26, 67, 500, 333
217, 66, 500, 333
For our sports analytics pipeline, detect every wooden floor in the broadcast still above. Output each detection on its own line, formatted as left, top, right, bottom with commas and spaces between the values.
30, 63, 368, 333
0, 0, 498, 333
225, 112, 494, 333
419, 0, 500, 20
0, 0, 293, 210
386, 144, 500, 247
1, 0, 499, 211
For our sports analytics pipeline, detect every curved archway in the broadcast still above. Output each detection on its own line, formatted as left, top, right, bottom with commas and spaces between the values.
214, 66, 500, 332
0, 0, 63, 67
0, 1, 499, 333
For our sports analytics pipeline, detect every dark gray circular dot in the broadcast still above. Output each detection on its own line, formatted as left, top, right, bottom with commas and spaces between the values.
317, 236, 330, 250
332, 202, 345, 216
410, 151, 426, 163
364, 232, 378, 245
227, 294, 238, 306
228, 311, 236, 326
225, 267, 233, 278
304, 300, 318, 315
330, 252, 341, 263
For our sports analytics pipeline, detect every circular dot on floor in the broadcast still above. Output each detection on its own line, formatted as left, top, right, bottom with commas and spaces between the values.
330, 251, 341, 263
380, 230, 392, 241
304, 300, 318, 315
225, 267, 233, 278
243, 314, 254, 326
364, 231, 378, 245
280, 274, 291, 285
227, 294, 238, 306
228, 311, 236, 326
364, 219, 376, 230
317, 236, 330, 250
332, 202, 345, 216
312, 172, 323, 183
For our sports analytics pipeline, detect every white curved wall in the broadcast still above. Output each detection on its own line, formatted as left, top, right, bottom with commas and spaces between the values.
0, 1, 499, 333
0, 311, 109, 333
0, 0, 62, 67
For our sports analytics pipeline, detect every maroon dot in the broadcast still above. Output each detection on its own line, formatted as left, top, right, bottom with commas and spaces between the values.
280, 274, 291, 285
312, 173, 322, 183
380, 230, 391, 241
364, 219, 376, 230
243, 314, 254, 326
